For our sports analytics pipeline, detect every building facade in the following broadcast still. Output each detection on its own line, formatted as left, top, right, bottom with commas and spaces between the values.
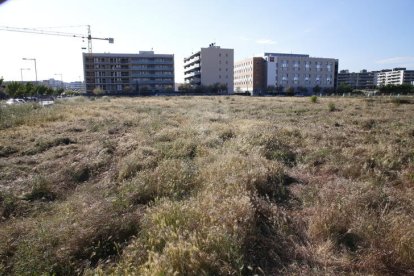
83, 51, 174, 94
234, 57, 266, 94
375, 68, 414, 86
264, 53, 338, 93
184, 44, 234, 93
337, 69, 376, 89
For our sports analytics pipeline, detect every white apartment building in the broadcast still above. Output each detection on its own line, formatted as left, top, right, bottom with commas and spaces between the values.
184, 44, 234, 93
375, 68, 414, 86
264, 53, 338, 92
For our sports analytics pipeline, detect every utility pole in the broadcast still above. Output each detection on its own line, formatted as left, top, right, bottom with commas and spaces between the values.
22, 58, 37, 83
20, 68, 30, 81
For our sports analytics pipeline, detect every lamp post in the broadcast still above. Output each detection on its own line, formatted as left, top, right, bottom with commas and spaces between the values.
20, 68, 30, 82
22, 58, 37, 83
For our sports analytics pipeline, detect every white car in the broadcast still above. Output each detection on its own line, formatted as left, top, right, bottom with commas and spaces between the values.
6, 98, 26, 105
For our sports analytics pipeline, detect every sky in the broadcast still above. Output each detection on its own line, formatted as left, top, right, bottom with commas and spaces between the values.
0, 0, 413, 83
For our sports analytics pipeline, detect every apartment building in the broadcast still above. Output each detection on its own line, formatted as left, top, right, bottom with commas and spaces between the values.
337, 69, 376, 89
184, 44, 234, 93
264, 53, 338, 92
375, 68, 414, 86
234, 57, 266, 94
83, 51, 174, 94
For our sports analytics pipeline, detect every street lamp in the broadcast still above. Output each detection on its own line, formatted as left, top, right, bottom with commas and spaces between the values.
20, 68, 30, 82
22, 58, 37, 83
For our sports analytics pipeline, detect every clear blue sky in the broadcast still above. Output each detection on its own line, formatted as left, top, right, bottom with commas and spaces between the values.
0, 0, 413, 82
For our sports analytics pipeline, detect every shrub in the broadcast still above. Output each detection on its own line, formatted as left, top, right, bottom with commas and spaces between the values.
328, 102, 336, 112
24, 176, 56, 201
310, 95, 318, 103
121, 159, 200, 204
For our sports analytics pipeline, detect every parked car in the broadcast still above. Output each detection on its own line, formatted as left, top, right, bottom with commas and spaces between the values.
6, 98, 26, 105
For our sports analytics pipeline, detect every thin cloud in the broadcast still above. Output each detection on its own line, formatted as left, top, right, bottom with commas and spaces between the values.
256, 39, 277, 45
239, 36, 251, 41
376, 56, 414, 64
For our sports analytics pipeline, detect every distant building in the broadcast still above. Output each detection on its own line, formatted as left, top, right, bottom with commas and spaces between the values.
234, 57, 266, 94
42, 78, 64, 90
264, 53, 338, 93
83, 51, 174, 94
375, 68, 414, 86
337, 69, 377, 89
67, 81, 85, 92
184, 44, 234, 93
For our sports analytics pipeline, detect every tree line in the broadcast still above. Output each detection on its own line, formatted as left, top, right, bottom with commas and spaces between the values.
0, 79, 80, 99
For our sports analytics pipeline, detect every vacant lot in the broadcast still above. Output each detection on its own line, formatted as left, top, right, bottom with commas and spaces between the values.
0, 96, 413, 275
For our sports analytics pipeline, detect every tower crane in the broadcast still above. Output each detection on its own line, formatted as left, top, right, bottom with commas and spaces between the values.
0, 25, 114, 53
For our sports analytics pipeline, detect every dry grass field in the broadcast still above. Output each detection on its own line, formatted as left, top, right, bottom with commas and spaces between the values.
0, 95, 413, 275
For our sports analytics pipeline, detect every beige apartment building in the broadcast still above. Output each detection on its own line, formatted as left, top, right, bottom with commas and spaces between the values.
264, 53, 338, 93
234, 57, 266, 94
184, 44, 234, 93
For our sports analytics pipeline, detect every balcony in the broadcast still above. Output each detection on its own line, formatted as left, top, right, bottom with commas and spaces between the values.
184, 71, 201, 79
184, 52, 201, 63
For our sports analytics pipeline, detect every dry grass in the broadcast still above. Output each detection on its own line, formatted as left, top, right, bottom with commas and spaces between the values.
0, 95, 413, 275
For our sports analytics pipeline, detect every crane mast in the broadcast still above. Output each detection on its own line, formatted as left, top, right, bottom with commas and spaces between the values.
0, 25, 114, 53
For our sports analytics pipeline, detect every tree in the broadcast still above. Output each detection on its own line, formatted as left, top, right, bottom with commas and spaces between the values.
266, 85, 276, 94
178, 83, 192, 93
219, 83, 228, 94
34, 85, 50, 97
92, 87, 104, 95
276, 86, 284, 94
313, 85, 321, 95
337, 83, 352, 94
5, 81, 24, 98
285, 86, 295, 96
296, 86, 308, 95
323, 87, 335, 95
24, 82, 35, 96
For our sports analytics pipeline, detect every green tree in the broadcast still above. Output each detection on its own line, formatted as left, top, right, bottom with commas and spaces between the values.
92, 87, 104, 95
313, 85, 321, 95
323, 87, 335, 95
55, 88, 64, 96
296, 86, 308, 95
276, 86, 284, 94
33, 85, 50, 97
24, 82, 35, 96
219, 83, 228, 94
337, 83, 352, 94
178, 83, 192, 93
5, 81, 24, 98
266, 85, 276, 94
285, 86, 295, 96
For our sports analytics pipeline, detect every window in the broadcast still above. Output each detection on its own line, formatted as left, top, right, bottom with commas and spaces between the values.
316, 62, 321, 71
327, 64, 332, 72
294, 74, 299, 84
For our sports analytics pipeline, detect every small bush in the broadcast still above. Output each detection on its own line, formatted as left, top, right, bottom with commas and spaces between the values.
0, 145, 18, 157
117, 147, 158, 181
24, 176, 56, 201
310, 95, 318, 103
0, 192, 18, 219
328, 102, 336, 112
122, 159, 200, 204
70, 166, 90, 183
